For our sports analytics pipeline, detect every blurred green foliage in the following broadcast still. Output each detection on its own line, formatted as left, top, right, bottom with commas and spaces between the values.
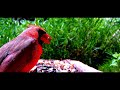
98, 52, 120, 72
0, 17, 120, 71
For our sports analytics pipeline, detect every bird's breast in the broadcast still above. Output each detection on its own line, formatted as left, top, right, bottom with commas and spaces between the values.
21, 44, 43, 72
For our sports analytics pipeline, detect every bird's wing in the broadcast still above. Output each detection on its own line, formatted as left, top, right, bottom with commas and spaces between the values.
0, 36, 36, 71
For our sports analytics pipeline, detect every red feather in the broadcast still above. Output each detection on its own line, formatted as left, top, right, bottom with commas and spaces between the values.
0, 25, 52, 72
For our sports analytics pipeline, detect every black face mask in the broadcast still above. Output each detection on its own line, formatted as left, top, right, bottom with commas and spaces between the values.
38, 29, 46, 45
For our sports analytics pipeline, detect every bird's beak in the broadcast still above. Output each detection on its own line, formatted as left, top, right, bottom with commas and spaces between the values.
40, 34, 52, 44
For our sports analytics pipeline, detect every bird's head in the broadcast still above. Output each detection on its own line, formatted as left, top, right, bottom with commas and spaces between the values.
27, 24, 52, 44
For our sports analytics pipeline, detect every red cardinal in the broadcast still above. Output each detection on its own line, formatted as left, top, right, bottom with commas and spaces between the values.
0, 25, 52, 72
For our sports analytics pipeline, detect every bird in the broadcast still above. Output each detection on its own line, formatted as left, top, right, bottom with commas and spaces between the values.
0, 24, 52, 72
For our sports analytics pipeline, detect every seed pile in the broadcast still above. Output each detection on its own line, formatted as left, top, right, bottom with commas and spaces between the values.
30, 59, 79, 73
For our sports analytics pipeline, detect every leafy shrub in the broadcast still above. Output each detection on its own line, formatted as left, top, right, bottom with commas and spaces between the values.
39, 18, 120, 68
98, 52, 120, 72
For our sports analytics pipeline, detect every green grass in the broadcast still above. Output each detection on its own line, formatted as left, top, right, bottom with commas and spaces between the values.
0, 17, 120, 71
